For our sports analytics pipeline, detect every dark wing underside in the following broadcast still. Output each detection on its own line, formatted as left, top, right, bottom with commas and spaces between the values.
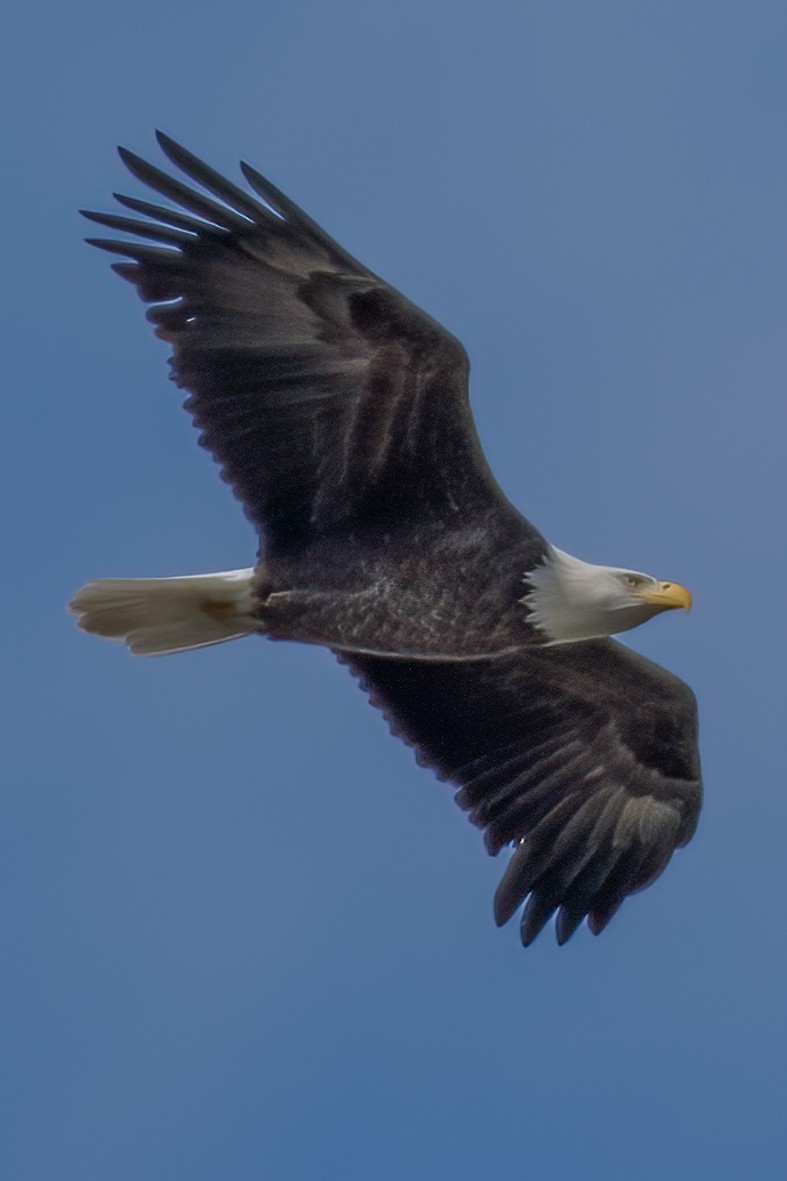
83, 133, 509, 550
342, 640, 701, 945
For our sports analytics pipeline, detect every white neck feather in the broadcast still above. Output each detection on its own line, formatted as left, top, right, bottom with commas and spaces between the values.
522, 546, 658, 644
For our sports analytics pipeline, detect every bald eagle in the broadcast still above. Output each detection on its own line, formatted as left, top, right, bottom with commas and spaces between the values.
70, 134, 701, 946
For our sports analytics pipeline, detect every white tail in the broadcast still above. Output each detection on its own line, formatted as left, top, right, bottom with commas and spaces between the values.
68, 569, 260, 656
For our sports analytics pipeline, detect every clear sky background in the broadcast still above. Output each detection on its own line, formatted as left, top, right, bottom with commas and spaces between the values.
3, 3, 787, 1178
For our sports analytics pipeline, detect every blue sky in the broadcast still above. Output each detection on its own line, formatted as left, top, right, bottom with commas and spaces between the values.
4, 2, 787, 1178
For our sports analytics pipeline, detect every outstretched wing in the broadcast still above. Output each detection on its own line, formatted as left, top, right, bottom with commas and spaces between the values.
342, 640, 701, 945
84, 133, 505, 549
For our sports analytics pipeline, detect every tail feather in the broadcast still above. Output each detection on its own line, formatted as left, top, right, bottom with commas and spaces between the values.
68, 569, 260, 655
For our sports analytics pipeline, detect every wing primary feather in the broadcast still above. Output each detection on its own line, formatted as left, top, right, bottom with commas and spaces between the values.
494, 847, 536, 927
555, 907, 586, 945
556, 853, 621, 935
81, 209, 196, 247
520, 893, 558, 947
84, 238, 181, 262
240, 160, 372, 272
493, 790, 610, 930
585, 843, 651, 936
240, 161, 334, 235
491, 791, 587, 924
154, 131, 273, 225
113, 192, 222, 235
117, 146, 253, 233
109, 261, 142, 283
239, 161, 302, 220
108, 259, 181, 301
587, 896, 626, 937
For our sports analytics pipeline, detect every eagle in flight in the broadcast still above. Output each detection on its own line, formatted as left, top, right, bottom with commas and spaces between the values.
70, 133, 701, 946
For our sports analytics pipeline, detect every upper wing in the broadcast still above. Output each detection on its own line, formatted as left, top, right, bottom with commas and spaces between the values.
342, 640, 702, 945
84, 133, 506, 549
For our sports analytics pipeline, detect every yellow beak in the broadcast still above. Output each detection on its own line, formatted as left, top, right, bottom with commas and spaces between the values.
640, 581, 692, 612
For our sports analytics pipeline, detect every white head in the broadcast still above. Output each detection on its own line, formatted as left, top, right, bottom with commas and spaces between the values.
523, 546, 692, 644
